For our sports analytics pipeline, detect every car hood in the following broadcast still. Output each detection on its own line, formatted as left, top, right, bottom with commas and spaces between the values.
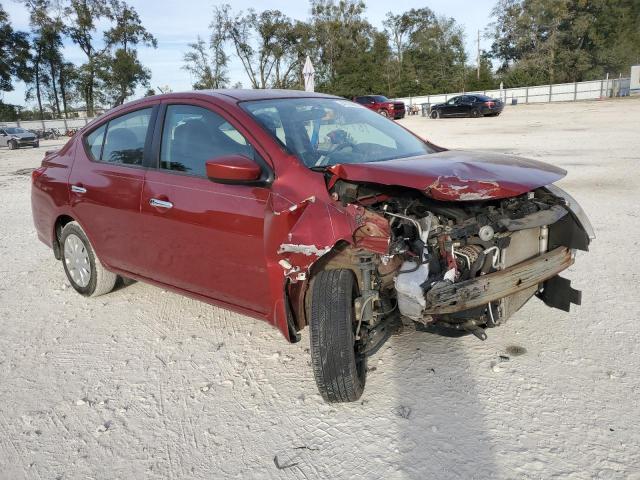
11, 132, 35, 138
327, 150, 566, 201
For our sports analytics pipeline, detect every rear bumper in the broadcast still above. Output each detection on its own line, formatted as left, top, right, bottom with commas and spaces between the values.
423, 247, 573, 314
480, 105, 504, 115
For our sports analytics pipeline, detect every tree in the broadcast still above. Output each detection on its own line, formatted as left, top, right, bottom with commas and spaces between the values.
489, 0, 640, 86
102, 0, 156, 105
382, 7, 470, 96
0, 4, 31, 93
224, 7, 308, 89
66, 0, 111, 115
183, 5, 230, 90
21, 0, 68, 118
183, 35, 227, 89
104, 0, 156, 53
208, 4, 230, 88
58, 61, 79, 117
101, 48, 150, 106
383, 8, 436, 67
311, 0, 371, 89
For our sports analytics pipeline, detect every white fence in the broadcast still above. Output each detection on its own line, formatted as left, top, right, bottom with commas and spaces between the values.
0, 116, 95, 131
395, 77, 631, 107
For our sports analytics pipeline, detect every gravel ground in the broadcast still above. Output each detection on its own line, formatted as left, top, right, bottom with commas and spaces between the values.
1, 97, 639, 479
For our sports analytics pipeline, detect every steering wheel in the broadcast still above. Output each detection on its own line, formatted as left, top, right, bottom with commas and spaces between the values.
320, 142, 363, 165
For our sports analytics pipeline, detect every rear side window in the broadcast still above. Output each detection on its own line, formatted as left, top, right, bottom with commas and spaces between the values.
85, 108, 152, 165
160, 104, 253, 177
102, 109, 152, 165
85, 124, 106, 160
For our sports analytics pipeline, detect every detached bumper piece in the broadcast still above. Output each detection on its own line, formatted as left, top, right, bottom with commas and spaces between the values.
536, 275, 582, 312
424, 247, 574, 314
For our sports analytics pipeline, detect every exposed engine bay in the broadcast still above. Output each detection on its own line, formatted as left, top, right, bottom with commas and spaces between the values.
321, 179, 591, 351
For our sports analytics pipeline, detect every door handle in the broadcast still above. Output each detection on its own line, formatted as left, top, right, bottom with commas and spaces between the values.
71, 185, 87, 194
149, 198, 173, 209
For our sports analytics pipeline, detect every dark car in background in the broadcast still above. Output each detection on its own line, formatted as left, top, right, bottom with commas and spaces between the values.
0, 126, 39, 149
430, 94, 503, 119
353, 95, 406, 119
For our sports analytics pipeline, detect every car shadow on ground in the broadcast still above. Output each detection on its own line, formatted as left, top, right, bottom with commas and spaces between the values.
387, 328, 499, 479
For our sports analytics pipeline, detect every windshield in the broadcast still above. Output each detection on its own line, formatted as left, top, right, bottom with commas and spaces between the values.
242, 98, 434, 168
372, 95, 389, 102
4, 127, 25, 134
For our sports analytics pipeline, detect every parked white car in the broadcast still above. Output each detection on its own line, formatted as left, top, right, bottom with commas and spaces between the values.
0, 127, 39, 149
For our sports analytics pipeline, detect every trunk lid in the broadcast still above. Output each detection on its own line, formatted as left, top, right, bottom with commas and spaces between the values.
328, 150, 566, 201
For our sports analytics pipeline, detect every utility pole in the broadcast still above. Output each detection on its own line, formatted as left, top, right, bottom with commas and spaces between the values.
477, 29, 481, 81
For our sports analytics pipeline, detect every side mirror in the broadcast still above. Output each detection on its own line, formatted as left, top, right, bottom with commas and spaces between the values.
205, 154, 262, 183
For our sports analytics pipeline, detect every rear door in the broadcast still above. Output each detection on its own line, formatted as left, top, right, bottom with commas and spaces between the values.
458, 96, 474, 115
137, 99, 272, 315
68, 104, 158, 273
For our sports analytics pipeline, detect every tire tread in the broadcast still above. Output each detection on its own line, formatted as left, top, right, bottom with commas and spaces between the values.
309, 269, 365, 403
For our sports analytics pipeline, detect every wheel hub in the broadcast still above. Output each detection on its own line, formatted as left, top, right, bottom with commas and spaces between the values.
64, 234, 91, 287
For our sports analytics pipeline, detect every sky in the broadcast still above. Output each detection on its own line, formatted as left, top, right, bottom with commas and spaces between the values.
1, 0, 496, 107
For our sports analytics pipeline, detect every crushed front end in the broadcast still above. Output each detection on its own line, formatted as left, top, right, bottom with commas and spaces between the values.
325, 180, 594, 344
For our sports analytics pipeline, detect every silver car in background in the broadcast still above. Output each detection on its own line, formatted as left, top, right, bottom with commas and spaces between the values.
0, 127, 39, 149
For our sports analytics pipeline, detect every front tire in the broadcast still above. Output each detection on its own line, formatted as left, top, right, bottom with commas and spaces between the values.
60, 221, 117, 297
309, 269, 366, 403
431, 109, 440, 119
379, 110, 389, 118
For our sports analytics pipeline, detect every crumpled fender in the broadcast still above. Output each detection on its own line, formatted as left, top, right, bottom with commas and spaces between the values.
263, 192, 390, 340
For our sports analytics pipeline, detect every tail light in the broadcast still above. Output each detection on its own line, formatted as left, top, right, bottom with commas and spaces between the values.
484, 101, 495, 108
31, 166, 46, 182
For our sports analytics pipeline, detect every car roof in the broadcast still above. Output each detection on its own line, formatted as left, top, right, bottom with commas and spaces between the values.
199, 89, 340, 101
90, 89, 345, 127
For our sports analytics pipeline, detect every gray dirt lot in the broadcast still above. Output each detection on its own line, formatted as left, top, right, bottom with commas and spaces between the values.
1, 97, 639, 479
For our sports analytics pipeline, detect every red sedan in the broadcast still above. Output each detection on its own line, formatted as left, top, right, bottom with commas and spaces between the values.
31, 90, 593, 402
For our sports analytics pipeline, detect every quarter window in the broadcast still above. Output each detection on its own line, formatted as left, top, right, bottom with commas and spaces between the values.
85, 124, 106, 160
160, 105, 253, 176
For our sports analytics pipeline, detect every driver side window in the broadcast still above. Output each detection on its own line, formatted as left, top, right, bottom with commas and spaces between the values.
160, 105, 254, 177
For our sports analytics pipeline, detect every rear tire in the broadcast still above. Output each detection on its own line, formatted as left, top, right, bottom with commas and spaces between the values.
60, 221, 117, 297
470, 108, 481, 118
309, 269, 366, 403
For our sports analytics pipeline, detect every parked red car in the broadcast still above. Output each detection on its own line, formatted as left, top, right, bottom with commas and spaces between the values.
31, 90, 593, 402
353, 95, 406, 119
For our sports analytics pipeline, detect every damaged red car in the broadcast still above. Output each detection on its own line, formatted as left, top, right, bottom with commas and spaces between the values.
31, 90, 594, 403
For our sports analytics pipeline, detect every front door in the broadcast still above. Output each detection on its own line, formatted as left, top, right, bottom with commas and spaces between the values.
441, 97, 458, 117
138, 101, 271, 315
